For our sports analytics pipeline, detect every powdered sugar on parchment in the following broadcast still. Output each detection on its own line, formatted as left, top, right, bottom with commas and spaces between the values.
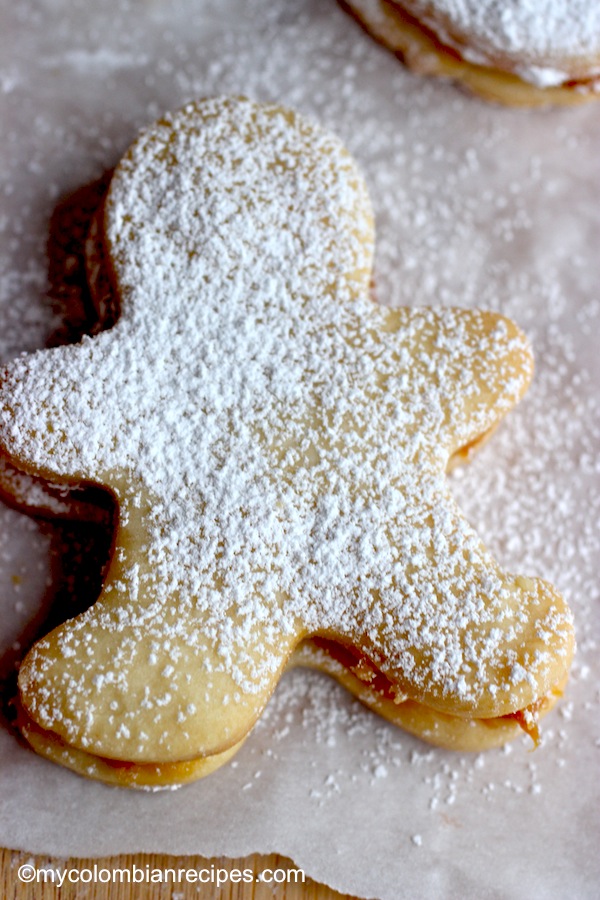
0, 3, 598, 897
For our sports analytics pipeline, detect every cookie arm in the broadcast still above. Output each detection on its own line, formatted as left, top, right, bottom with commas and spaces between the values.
0, 333, 122, 486
436, 309, 534, 462
379, 306, 534, 466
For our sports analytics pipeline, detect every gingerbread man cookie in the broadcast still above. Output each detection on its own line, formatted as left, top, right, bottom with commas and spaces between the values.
0, 97, 573, 785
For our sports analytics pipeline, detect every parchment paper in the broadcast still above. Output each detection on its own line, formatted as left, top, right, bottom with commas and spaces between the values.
1, 2, 599, 898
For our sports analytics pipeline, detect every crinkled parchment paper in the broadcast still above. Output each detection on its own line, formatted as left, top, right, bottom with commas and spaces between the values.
1, 2, 599, 898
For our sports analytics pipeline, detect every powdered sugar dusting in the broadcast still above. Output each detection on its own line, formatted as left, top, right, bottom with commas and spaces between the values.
1, 97, 572, 763
406, 0, 600, 62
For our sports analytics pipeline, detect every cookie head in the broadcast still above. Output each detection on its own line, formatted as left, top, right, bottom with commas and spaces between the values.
0, 97, 573, 774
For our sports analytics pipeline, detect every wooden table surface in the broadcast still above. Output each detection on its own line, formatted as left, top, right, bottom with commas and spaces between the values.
2, 848, 356, 899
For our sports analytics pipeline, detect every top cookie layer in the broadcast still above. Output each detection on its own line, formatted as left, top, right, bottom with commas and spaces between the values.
3, 98, 573, 762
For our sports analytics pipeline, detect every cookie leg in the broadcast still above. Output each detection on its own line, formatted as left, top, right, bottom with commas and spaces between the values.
18, 515, 301, 765
334, 485, 574, 721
